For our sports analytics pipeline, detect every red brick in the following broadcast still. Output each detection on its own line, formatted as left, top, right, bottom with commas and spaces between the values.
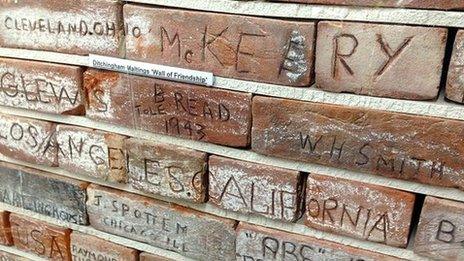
86, 184, 236, 260
236, 222, 404, 260
209, 155, 303, 222
56, 125, 127, 183
0, 0, 123, 56
0, 114, 57, 166
71, 231, 138, 261
446, 30, 464, 103
84, 69, 252, 147
414, 196, 464, 260
273, 0, 464, 9
124, 5, 315, 86
140, 252, 175, 261
10, 213, 71, 261
316, 21, 446, 100
125, 138, 207, 202
0, 211, 12, 246
0, 58, 84, 114
252, 96, 464, 189
306, 174, 414, 247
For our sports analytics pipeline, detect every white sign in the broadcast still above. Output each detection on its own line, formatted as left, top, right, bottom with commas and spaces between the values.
88, 54, 214, 86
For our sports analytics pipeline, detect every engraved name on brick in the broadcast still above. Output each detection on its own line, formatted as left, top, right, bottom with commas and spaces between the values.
209, 156, 303, 222
414, 196, 464, 260
124, 5, 315, 86
305, 174, 415, 247
10, 213, 71, 261
316, 21, 447, 100
0, 0, 124, 56
0, 58, 84, 114
0, 114, 57, 166
236, 222, 403, 260
56, 125, 127, 183
86, 184, 236, 260
84, 70, 252, 147
125, 138, 207, 202
252, 96, 464, 190
0, 162, 88, 225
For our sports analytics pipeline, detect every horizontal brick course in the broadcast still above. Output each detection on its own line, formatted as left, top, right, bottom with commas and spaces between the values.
273, 0, 464, 10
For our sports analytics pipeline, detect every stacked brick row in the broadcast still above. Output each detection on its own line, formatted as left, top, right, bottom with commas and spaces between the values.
0, 0, 464, 260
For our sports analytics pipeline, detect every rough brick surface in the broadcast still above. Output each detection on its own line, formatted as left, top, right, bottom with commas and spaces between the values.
446, 30, 464, 104
124, 5, 315, 86
0, 162, 88, 225
140, 252, 175, 261
84, 69, 252, 147
56, 125, 127, 183
86, 184, 236, 260
414, 196, 464, 260
125, 138, 207, 202
274, 0, 464, 9
0, 114, 57, 166
71, 231, 138, 261
306, 174, 415, 247
236, 222, 403, 260
252, 96, 464, 190
0, 0, 123, 56
209, 156, 303, 222
10, 213, 71, 261
0, 211, 11, 246
316, 21, 446, 100
0, 58, 84, 114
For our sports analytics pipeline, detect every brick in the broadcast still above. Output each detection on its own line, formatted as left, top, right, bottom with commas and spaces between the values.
273, 0, 464, 9
125, 138, 207, 202
0, 251, 31, 261
209, 156, 303, 222
414, 196, 464, 260
306, 174, 414, 247
140, 252, 175, 261
0, 162, 88, 225
56, 125, 127, 183
10, 213, 71, 261
0, 114, 57, 166
0, 58, 84, 114
84, 69, 252, 147
86, 184, 236, 260
0, 0, 123, 56
0, 211, 12, 246
236, 222, 403, 260
71, 231, 138, 261
124, 5, 315, 86
446, 30, 464, 104
316, 21, 446, 100
252, 96, 464, 189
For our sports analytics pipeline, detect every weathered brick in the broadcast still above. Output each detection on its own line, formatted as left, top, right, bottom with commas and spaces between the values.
414, 196, 464, 260
316, 21, 446, 100
140, 252, 175, 261
273, 0, 464, 9
84, 69, 252, 147
252, 96, 464, 189
306, 174, 414, 247
0, 0, 123, 56
0, 251, 31, 261
0, 114, 57, 166
0, 162, 88, 225
0, 58, 84, 114
86, 184, 236, 260
209, 155, 303, 222
71, 231, 138, 261
56, 125, 127, 183
236, 222, 403, 260
0, 211, 12, 246
125, 138, 207, 202
10, 213, 71, 261
124, 5, 315, 86
446, 30, 464, 104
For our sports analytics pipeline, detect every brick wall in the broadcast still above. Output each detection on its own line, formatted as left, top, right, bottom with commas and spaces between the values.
0, 1, 464, 260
